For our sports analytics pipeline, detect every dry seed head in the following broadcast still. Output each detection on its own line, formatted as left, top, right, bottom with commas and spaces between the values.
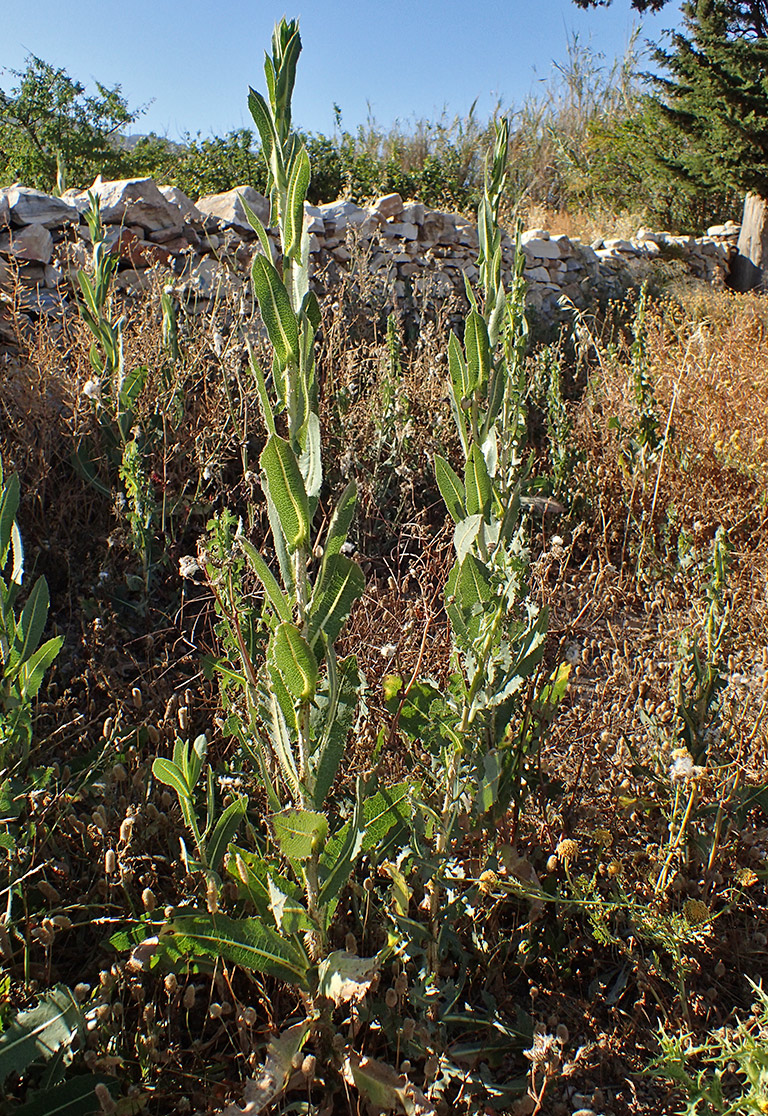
209, 1003, 223, 1019
131, 687, 142, 710
683, 899, 711, 926
736, 867, 759, 886
401, 1018, 415, 1041
102, 717, 114, 740
38, 879, 62, 903
556, 839, 579, 865
177, 707, 189, 733
477, 869, 498, 895
141, 888, 157, 912
95, 1083, 116, 1114
546, 854, 559, 873
241, 1006, 257, 1026
385, 988, 398, 1008
119, 816, 134, 845
164, 973, 178, 995
206, 878, 219, 914
344, 932, 357, 954
147, 724, 160, 745
183, 984, 196, 1010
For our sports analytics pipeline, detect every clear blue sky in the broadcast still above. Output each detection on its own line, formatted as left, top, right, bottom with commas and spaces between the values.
3, 1, 682, 140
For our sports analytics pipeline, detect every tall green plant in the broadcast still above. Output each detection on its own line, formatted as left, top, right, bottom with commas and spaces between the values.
151, 17, 410, 1019
384, 121, 564, 965
0, 469, 62, 764
76, 196, 157, 595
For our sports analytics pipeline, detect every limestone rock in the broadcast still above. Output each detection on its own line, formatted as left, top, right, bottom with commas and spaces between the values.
304, 203, 325, 235
381, 221, 419, 241
0, 193, 11, 229
159, 185, 202, 223
60, 187, 92, 214
195, 186, 269, 232
317, 199, 376, 234
371, 193, 404, 220
2, 186, 80, 228
522, 237, 561, 260
88, 178, 181, 232
0, 224, 53, 264
401, 202, 425, 225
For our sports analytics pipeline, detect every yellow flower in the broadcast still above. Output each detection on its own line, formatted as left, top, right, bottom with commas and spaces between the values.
736, 867, 759, 887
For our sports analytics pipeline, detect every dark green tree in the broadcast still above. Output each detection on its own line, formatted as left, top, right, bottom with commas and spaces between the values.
574, 0, 768, 286
0, 55, 143, 192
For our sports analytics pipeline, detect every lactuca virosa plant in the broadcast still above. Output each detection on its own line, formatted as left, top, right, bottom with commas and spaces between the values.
384, 118, 565, 956
0, 467, 62, 766
76, 196, 158, 596
145, 19, 417, 1108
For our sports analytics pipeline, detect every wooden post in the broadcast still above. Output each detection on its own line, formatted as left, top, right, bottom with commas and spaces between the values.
730, 192, 768, 291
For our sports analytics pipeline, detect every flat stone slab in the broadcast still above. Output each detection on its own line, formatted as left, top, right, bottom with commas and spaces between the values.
2, 186, 80, 229
195, 186, 269, 232
88, 177, 182, 231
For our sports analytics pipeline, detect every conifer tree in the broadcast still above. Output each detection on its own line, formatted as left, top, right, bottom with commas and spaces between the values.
575, 0, 768, 287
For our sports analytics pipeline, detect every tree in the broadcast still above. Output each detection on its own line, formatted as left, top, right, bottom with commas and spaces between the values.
0, 56, 143, 192
573, 0, 768, 288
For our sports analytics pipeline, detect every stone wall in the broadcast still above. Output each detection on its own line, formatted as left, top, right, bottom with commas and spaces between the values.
0, 177, 740, 350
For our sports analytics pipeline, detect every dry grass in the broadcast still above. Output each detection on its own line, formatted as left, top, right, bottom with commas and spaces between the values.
1, 272, 768, 1115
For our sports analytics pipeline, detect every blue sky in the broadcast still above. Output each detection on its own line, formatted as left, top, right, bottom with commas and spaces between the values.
3, 1, 682, 140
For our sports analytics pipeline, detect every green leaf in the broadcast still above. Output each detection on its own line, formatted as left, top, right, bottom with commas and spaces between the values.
228, 847, 297, 920
168, 912, 309, 988
261, 434, 310, 552
476, 751, 501, 815
152, 758, 190, 802
0, 473, 20, 569
308, 554, 365, 653
19, 636, 63, 701
299, 411, 322, 499
240, 539, 291, 622
464, 444, 492, 520
247, 346, 277, 436
322, 481, 357, 563
205, 797, 247, 873
434, 455, 466, 524
453, 513, 484, 563
251, 254, 298, 369
238, 193, 273, 261
14, 1074, 114, 1116
0, 985, 82, 1083
301, 290, 322, 333
448, 330, 469, 404
248, 87, 285, 193
284, 145, 311, 261
14, 577, 50, 670
271, 808, 328, 860
465, 309, 490, 393
270, 622, 318, 702
268, 876, 313, 934
311, 652, 362, 808
118, 364, 148, 415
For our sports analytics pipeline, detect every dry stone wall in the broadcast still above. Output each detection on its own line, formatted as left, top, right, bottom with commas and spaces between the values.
0, 176, 740, 350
